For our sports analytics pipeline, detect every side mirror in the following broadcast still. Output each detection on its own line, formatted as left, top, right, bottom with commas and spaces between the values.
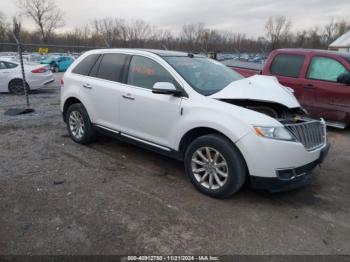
152, 82, 182, 96
337, 73, 350, 85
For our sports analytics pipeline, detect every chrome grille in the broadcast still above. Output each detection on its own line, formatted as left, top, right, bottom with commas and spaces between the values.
285, 120, 326, 151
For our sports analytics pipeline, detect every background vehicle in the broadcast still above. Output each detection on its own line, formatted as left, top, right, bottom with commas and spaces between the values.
0, 59, 54, 94
61, 49, 329, 198
223, 49, 350, 128
41, 55, 74, 72
19, 53, 47, 63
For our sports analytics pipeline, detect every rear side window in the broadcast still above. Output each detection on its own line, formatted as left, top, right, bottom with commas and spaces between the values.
72, 54, 100, 76
89, 55, 103, 77
307, 56, 349, 82
4, 62, 18, 69
97, 53, 128, 82
127, 56, 178, 89
270, 54, 305, 78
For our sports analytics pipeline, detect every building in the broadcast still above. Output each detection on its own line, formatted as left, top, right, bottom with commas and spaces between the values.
329, 31, 350, 53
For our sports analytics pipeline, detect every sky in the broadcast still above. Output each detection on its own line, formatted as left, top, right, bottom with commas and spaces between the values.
1, 0, 349, 37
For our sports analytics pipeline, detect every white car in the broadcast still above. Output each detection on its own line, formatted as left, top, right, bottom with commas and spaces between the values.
0, 59, 54, 94
60, 49, 330, 198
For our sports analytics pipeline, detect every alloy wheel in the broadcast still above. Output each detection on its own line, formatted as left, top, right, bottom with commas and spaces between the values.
69, 111, 85, 140
191, 147, 228, 190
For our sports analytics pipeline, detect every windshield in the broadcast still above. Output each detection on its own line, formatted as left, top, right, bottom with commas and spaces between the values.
164, 56, 243, 95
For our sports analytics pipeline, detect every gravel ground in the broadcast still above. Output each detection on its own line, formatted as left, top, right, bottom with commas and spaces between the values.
0, 73, 349, 255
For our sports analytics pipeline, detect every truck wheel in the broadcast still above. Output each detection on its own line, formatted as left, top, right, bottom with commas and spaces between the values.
184, 134, 247, 198
66, 103, 96, 144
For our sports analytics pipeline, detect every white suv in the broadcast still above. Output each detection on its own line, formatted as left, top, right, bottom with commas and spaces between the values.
60, 49, 330, 198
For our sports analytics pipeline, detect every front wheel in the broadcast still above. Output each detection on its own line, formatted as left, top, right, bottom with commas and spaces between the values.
66, 103, 96, 144
184, 134, 247, 198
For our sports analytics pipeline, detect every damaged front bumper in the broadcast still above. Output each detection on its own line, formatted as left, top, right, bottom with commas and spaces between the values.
250, 143, 330, 192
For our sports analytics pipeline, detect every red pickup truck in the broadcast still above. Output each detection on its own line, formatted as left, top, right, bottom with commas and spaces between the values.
223, 49, 350, 128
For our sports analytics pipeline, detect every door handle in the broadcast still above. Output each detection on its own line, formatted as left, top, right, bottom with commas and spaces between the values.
83, 83, 92, 89
303, 84, 315, 89
122, 94, 135, 100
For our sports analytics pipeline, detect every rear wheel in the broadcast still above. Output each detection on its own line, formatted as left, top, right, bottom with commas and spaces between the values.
66, 103, 96, 144
8, 79, 28, 95
51, 63, 59, 73
184, 134, 247, 198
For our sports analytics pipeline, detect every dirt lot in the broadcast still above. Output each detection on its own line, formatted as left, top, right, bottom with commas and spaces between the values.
0, 73, 349, 255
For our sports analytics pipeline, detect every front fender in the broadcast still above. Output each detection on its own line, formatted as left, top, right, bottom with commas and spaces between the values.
170, 106, 252, 151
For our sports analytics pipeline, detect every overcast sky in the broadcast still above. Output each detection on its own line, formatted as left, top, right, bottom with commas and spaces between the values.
1, 0, 349, 37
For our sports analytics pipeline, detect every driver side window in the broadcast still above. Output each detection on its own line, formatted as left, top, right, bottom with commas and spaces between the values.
127, 56, 179, 89
307, 56, 349, 82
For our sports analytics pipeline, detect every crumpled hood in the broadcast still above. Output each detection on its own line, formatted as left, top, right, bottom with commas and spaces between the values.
210, 75, 301, 109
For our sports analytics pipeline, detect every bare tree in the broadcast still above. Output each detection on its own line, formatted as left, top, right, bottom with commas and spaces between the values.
265, 16, 291, 50
231, 32, 246, 52
335, 19, 350, 38
92, 18, 154, 48
93, 17, 118, 47
0, 12, 8, 42
16, 0, 64, 43
324, 18, 337, 45
180, 23, 205, 51
322, 18, 350, 46
307, 26, 323, 48
151, 28, 174, 50
127, 20, 152, 47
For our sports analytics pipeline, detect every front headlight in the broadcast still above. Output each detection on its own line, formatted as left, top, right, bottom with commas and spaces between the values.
254, 126, 294, 141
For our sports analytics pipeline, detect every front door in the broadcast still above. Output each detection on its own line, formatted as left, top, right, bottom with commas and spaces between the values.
119, 55, 183, 148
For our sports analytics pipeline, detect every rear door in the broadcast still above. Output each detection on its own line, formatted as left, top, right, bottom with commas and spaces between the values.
119, 55, 183, 148
78, 53, 130, 130
268, 53, 306, 99
301, 55, 350, 123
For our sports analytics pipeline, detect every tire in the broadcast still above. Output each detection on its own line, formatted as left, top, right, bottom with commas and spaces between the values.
8, 79, 27, 95
50, 63, 59, 73
66, 103, 96, 144
184, 134, 247, 198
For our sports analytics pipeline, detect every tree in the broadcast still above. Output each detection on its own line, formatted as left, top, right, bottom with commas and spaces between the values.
265, 16, 291, 50
324, 18, 337, 45
93, 17, 119, 47
16, 0, 64, 43
323, 18, 350, 46
180, 23, 206, 51
0, 12, 8, 42
231, 32, 246, 52
335, 19, 350, 38
127, 20, 153, 47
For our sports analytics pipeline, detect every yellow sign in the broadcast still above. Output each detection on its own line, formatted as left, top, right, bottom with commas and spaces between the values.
38, 48, 48, 54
